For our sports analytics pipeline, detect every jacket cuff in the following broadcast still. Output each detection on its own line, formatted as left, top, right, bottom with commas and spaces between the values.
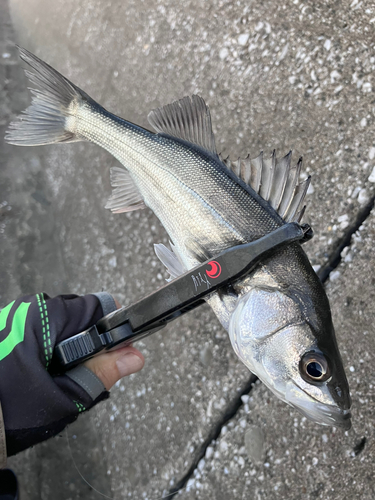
93, 292, 117, 316
66, 366, 106, 400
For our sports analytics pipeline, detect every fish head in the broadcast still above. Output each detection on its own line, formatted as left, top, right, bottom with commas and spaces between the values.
228, 285, 351, 429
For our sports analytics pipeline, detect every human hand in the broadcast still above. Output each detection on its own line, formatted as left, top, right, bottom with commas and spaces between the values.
0, 292, 144, 458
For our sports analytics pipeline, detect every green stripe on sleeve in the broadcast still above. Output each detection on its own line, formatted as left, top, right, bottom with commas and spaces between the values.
0, 301, 31, 361
0, 301, 15, 331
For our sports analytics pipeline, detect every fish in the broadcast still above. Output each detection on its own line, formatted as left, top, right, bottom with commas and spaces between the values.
5, 48, 351, 429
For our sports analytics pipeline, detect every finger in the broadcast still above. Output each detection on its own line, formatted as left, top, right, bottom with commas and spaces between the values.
83, 346, 145, 390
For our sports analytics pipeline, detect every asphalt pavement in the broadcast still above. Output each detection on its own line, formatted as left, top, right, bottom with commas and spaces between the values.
1, 0, 375, 498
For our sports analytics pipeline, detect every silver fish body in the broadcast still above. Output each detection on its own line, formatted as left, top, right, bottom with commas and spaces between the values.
6, 48, 351, 428
70, 102, 282, 267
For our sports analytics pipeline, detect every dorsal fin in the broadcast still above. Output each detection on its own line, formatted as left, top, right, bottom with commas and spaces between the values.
283, 176, 311, 222
105, 167, 146, 213
148, 95, 217, 156
269, 151, 291, 211
259, 150, 276, 201
219, 151, 310, 223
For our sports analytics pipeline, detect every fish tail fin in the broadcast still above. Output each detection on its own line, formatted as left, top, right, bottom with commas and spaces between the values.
5, 47, 91, 146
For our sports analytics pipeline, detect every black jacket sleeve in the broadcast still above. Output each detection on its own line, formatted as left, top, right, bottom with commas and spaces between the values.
0, 292, 116, 456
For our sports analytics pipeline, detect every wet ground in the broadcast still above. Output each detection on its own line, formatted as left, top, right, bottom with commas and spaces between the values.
1, 0, 375, 498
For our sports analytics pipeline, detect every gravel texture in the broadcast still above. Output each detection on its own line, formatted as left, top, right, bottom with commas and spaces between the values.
1, 0, 374, 498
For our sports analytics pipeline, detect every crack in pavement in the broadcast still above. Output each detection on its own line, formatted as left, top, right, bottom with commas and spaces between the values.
167, 374, 258, 498
318, 196, 375, 283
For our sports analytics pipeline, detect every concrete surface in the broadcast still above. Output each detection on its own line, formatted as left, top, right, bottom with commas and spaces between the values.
1, 0, 375, 498
179, 211, 375, 500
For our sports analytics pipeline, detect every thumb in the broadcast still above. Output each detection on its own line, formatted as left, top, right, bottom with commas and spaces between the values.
83, 346, 145, 391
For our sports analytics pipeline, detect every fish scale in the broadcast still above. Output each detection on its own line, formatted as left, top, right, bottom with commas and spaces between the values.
6, 47, 351, 428
71, 101, 282, 265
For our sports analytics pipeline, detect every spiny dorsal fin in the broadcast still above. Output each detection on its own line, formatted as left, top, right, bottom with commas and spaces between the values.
148, 95, 217, 156
269, 151, 291, 211
219, 151, 310, 223
259, 150, 276, 201
105, 167, 146, 213
283, 176, 311, 222
154, 241, 187, 281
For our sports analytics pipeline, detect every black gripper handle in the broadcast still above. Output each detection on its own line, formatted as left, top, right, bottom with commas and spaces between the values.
53, 325, 112, 370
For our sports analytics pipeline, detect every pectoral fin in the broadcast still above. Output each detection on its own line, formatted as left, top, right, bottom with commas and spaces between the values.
154, 241, 187, 281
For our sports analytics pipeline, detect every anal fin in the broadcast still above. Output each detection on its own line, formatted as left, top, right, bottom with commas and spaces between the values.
105, 167, 146, 214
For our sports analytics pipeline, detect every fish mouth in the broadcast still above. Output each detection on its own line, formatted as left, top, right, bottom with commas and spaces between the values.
287, 381, 352, 429
296, 402, 352, 430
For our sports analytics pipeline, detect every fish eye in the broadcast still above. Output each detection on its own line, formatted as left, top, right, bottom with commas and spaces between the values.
300, 352, 331, 384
